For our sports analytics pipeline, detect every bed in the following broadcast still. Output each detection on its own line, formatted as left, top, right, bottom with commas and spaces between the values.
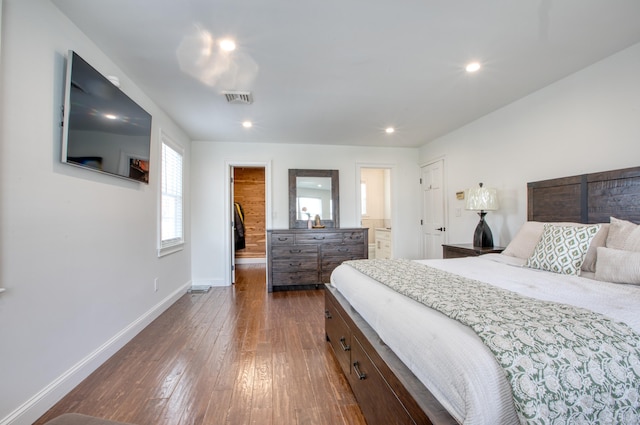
325, 166, 640, 425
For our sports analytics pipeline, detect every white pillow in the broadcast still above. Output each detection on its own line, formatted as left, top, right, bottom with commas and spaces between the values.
503, 221, 608, 273
595, 247, 640, 284
525, 224, 601, 275
607, 217, 640, 252
502, 221, 545, 260
581, 223, 609, 273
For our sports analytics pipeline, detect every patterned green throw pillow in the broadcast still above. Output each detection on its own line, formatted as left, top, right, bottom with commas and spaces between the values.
525, 223, 601, 275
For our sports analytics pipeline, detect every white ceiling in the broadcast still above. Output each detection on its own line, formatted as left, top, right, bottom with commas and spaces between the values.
51, 0, 640, 148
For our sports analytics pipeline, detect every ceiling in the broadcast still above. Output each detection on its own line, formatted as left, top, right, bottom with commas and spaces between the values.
51, 0, 640, 148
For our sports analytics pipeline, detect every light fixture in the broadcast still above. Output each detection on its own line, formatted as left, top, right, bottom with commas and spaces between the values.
104, 114, 118, 120
242, 121, 252, 128
466, 62, 481, 73
385, 127, 395, 134
465, 182, 498, 247
219, 39, 236, 52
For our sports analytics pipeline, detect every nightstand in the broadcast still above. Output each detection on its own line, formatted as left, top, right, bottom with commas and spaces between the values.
442, 243, 505, 259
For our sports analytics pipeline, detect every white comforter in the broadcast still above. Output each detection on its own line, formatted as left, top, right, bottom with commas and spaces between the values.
330, 254, 640, 425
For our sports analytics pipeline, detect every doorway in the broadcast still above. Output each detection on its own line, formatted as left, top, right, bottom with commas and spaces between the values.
421, 159, 446, 259
226, 161, 271, 287
357, 165, 393, 259
233, 166, 266, 262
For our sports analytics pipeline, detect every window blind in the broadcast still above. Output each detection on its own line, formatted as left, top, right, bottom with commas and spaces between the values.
160, 136, 183, 251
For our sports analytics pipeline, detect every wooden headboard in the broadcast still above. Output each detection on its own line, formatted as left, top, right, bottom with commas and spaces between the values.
528, 166, 640, 224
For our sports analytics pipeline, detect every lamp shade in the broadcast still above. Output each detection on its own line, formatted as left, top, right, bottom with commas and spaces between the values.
465, 183, 498, 211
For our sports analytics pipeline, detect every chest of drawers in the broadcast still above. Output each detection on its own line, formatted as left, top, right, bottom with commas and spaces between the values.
267, 228, 368, 292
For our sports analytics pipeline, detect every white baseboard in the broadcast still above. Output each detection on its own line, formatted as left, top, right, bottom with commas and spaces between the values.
1, 281, 191, 425
192, 278, 229, 287
235, 257, 266, 264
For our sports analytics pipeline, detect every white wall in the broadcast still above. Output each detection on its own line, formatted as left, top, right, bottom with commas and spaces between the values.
420, 42, 640, 248
0, 1, 191, 423
191, 141, 422, 286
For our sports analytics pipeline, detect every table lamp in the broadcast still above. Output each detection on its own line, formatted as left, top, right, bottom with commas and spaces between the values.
465, 182, 499, 247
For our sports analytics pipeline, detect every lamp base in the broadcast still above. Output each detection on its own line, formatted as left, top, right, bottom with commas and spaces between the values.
473, 211, 494, 248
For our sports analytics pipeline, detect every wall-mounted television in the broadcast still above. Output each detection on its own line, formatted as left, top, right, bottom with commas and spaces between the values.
61, 50, 152, 183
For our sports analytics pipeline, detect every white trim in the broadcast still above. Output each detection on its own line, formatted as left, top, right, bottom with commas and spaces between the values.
158, 129, 185, 257
157, 241, 185, 257
0, 281, 191, 425
419, 154, 447, 169
224, 160, 272, 288
192, 279, 228, 288
0, 1, 3, 65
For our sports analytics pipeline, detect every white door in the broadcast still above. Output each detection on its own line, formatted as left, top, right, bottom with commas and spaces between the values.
422, 160, 445, 259
230, 166, 236, 283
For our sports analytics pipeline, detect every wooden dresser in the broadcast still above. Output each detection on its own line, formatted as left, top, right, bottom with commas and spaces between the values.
267, 228, 368, 292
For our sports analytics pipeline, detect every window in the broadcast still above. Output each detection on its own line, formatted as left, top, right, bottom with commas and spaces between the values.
159, 132, 184, 256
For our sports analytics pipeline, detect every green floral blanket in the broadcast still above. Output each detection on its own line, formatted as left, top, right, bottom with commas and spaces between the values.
345, 258, 640, 425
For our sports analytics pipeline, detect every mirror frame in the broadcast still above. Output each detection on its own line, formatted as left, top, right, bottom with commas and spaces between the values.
289, 169, 339, 229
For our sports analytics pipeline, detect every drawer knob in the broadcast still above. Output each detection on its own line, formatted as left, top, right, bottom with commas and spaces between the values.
325, 309, 332, 319
353, 361, 366, 380
278, 237, 290, 241
339, 337, 350, 352
290, 249, 302, 253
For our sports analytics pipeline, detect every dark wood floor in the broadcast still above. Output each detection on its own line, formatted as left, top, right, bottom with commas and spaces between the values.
35, 265, 367, 425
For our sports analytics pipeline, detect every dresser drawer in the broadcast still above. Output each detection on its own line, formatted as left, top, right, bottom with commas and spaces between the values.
343, 231, 367, 244
270, 233, 296, 244
296, 232, 344, 244
322, 256, 363, 270
271, 245, 318, 257
325, 292, 351, 376
321, 257, 363, 283
350, 335, 415, 425
322, 244, 365, 257
272, 258, 317, 272
272, 271, 319, 286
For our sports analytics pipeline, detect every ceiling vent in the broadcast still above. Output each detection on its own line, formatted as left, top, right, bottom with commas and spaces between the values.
223, 91, 253, 105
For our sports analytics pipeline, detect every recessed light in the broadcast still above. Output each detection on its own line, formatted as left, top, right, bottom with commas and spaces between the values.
219, 39, 236, 52
385, 127, 395, 134
242, 121, 252, 128
466, 62, 481, 73
104, 114, 118, 120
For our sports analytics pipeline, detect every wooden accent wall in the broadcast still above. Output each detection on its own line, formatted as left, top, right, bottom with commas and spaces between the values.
234, 167, 266, 259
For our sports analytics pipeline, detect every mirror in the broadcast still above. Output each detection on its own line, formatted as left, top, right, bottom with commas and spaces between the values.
289, 169, 339, 229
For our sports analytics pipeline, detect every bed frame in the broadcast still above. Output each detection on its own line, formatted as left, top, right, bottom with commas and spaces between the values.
528, 166, 640, 224
325, 165, 640, 425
